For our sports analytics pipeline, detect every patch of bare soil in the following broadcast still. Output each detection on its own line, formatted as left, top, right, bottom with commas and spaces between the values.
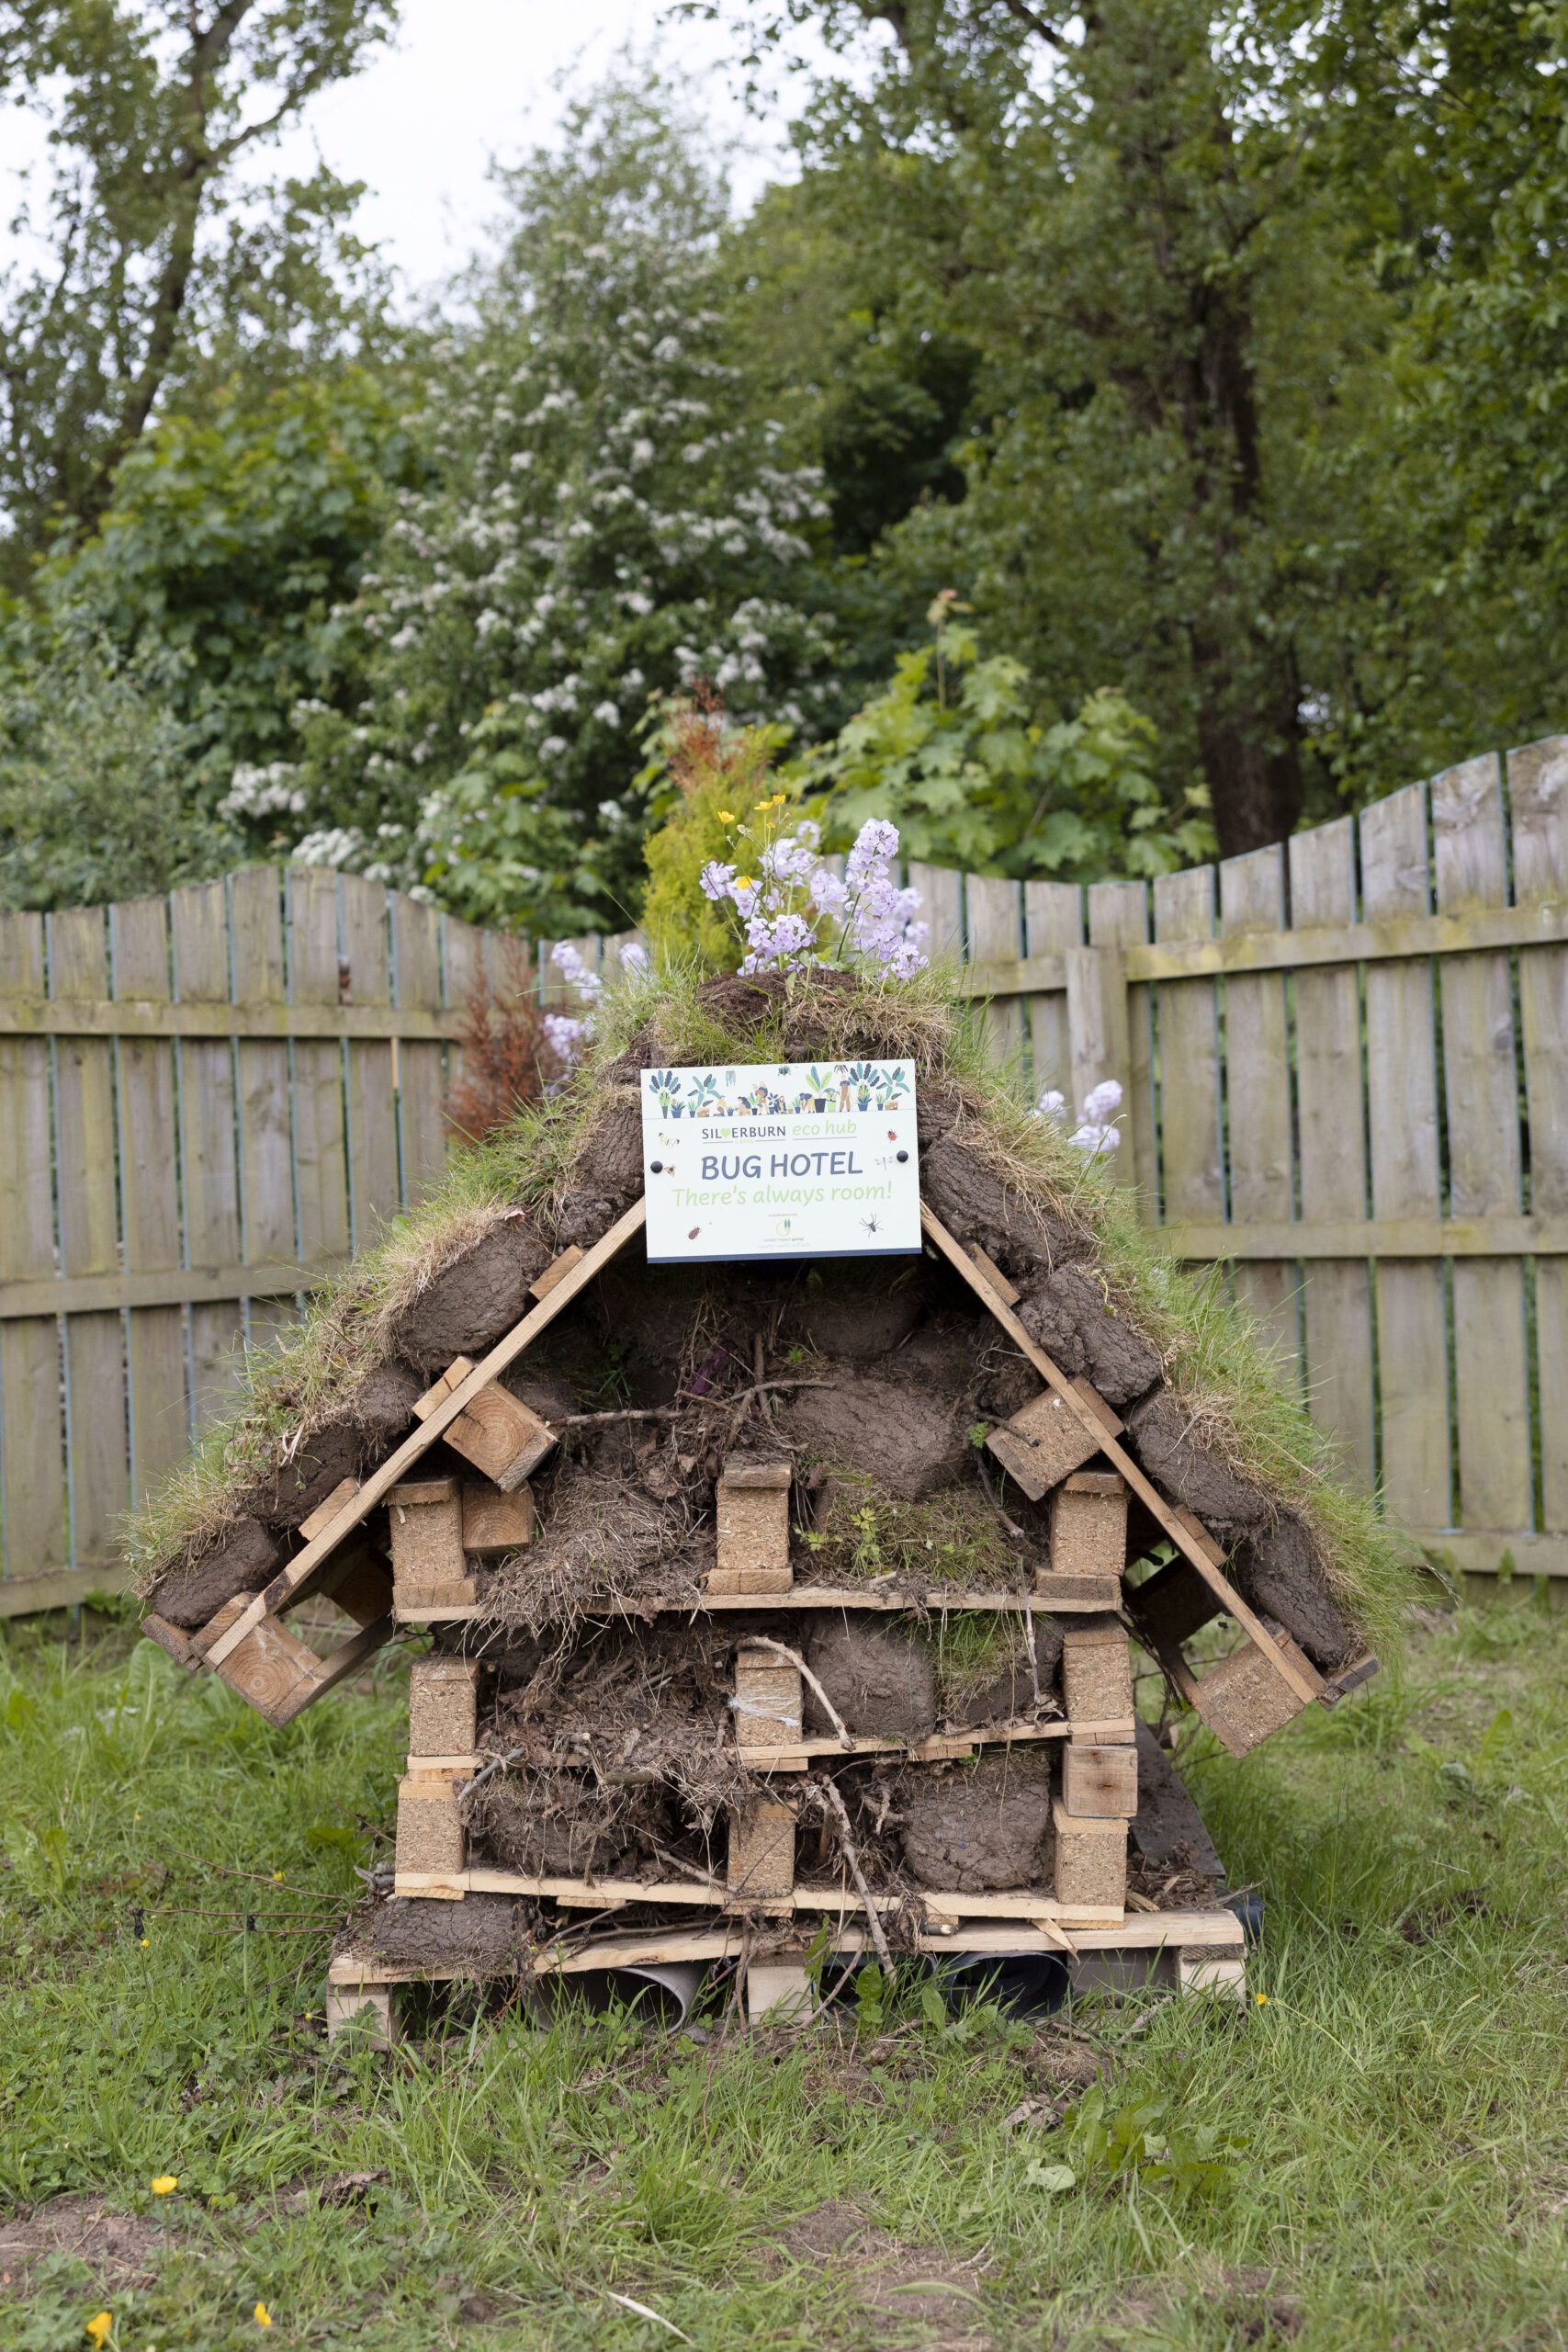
1069, 2265, 1302, 2350
0, 2194, 181, 2297
771, 2199, 993, 2349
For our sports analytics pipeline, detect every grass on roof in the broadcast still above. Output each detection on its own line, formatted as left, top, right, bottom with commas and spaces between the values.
125, 956, 1419, 1658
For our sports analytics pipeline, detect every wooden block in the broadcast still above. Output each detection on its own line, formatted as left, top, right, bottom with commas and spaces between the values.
531, 1244, 584, 1300
1062, 1743, 1139, 1819
746, 1959, 812, 2024
298, 1477, 362, 1543
732, 1644, 803, 1753
1051, 1795, 1127, 1911
461, 1481, 535, 1555
408, 1656, 479, 1758
726, 1794, 795, 1901
987, 1389, 1103, 1502
1047, 1472, 1128, 1586
412, 1359, 475, 1420
1062, 1615, 1135, 1724
388, 1479, 474, 1603
141, 1612, 202, 1670
324, 1984, 398, 2045
1129, 1555, 1224, 1649
965, 1241, 1021, 1306
396, 1772, 466, 1876
710, 1457, 793, 1594
1177, 1948, 1247, 2005
445, 1383, 556, 1490
1190, 1635, 1311, 1756
216, 1616, 320, 1724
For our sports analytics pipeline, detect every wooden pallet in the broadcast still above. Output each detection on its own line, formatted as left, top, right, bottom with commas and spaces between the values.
324, 1904, 1247, 2038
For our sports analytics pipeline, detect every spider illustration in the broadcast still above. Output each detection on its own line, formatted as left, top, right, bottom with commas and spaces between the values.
861, 1213, 882, 1237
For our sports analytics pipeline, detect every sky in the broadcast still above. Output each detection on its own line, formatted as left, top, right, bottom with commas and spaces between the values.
265, 0, 814, 299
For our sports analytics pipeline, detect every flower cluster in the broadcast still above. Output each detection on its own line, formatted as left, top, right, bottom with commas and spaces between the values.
544, 937, 647, 1065
699, 804, 927, 977
1034, 1077, 1123, 1156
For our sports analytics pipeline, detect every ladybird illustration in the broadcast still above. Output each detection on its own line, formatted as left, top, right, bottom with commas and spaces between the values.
688, 1226, 702, 1239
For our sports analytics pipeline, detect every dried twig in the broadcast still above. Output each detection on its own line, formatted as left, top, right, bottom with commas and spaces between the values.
738, 1635, 852, 1750
457, 1747, 526, 1802
814, 1779, 895, 1973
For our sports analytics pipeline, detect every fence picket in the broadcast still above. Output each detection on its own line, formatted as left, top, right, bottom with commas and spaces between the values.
340, 874, 400, 1247
288, 866, 350, 1273
112, 896, 187, 1501
230, 870, 295, 1355
51, 906, 129, 1555
966, 876, 1024, 1073
1022, 880, 1081, 1102
1508, 737, 1568, 1536
1086, 881, 1155, 1202
0, 910, 64, 1582
393, 896, 447, 1202
1289, 819, 1375, 1486
170, 882, 246, 1435
1219, 845, 1300, 1383
1433, 757, 1531, 1533
1152, 866, 1224, 1235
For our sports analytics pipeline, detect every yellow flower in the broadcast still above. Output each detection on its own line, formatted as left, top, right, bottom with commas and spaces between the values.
139, 1938, 150, 1950
150, 2175, 177, 2195
85, 2314, 112, 2348
772, 791, 787, 804
254, 2302, 274, 2328
754, 798, 772, 810
735, 876, 754, 891
716, 809, 735, 823
1255, 1993, 1269, 2005
271, 1871, 284, 1883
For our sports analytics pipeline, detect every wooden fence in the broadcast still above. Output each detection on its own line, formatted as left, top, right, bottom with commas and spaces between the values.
0, 867, 504, 1614
2, 732, 1565, 1611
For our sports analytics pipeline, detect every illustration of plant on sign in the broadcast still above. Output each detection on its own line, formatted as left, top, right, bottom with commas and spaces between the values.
686, 1072, 720, 1117
648, 1069, 682, 1117
874, 1068, 907, 1110
849, 1062, 878, 1110
804, 1065, 834, 1111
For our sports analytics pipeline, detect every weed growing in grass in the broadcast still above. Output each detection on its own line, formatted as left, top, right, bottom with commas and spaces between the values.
3, 1593, 1566, 2347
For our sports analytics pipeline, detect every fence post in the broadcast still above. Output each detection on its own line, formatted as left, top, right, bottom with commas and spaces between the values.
1066, 943, 1134, 1182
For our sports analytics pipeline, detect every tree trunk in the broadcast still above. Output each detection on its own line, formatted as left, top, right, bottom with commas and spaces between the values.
1191, 650, 1304, 856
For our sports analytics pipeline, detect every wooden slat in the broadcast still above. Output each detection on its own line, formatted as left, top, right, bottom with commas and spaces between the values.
170, 883, 246, 1434
0, 999, 467, 1040
230, 870, 297, 1355
1288, 819, 1374, 1486
1022, 879, 1080, 1102
340, 874, 400, 1245
392, 894, 447, 1203
112, 896, 187, 1502
966, 875, 1024, 1074
50, 906, 129, 1559
1156, 1215, 1568, 1261
1434, 757, 1530, 1532
1086, 880, 1154, 1197
1359, 784, 1450, 1528
919, 1204, 1325, 1706
0, 910, 65, 1583
1218, 845, 1300, 1381
1509, 736, 1568, 1532
288, 866, 350, 1272
908, 860, 964, 964
1152, 866, 1224, 1239
205, 1195, 649, 1667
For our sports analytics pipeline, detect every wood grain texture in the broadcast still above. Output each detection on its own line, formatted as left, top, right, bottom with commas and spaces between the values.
288, 865, 350, 1270
1360, 783, 1450, 1528
50, 906, 130, 1558
1087, 880, 1155, 1200
1433, 757, 1530, 1532
0, 910, 64, 1580
340, 873, 400, 1247
1288, 819, 1374, 1487
392, 894, 446, 1203
1153, 866, 1224, 1234
1022, 878, 1081, 1104
908, 861, 964, 966
966, 875, 1024, 1073
1219, 845, 1301, 1382
112, 895, 187, 1501
1509, 736, 1568, 1530
170, 882, 246, 1435
229, 869, 296, 1358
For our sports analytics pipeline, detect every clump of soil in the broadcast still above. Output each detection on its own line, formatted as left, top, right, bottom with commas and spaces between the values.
889, 1748, 1055, 1892
804, 1619, 939, 1740
388, 1214, 551, 1372
354, 1893, 537, 1972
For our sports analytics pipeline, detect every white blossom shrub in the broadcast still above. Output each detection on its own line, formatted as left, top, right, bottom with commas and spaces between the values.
289, 84, 839, 932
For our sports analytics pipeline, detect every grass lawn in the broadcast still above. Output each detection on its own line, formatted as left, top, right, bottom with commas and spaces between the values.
2, 1589, 1566, 2352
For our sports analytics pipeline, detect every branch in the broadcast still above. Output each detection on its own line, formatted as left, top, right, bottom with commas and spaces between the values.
995, 0, 1070, 50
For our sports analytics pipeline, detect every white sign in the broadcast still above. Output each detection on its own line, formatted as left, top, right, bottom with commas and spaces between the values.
640, 1058, 921, 1262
